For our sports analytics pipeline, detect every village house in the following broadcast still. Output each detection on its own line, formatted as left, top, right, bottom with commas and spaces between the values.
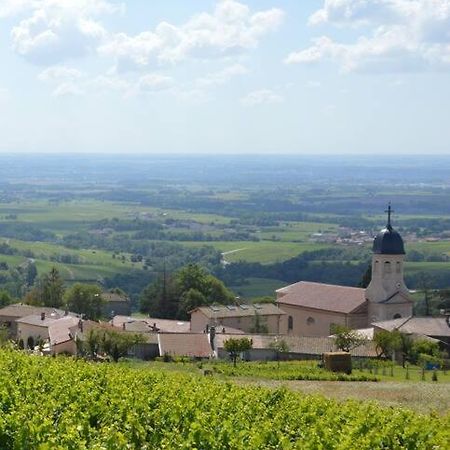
16, 313, 80, 353
0, 303, 76, 339
101, 291, 131, 318
189, 303, 287, 334
372, 316, 450, 349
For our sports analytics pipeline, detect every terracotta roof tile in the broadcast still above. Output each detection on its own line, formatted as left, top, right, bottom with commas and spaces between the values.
111, 315, 191, 333
192, 303, 285, 319
276, 281, 367, 314
158, 333, 212, 358
373, 317, 450, 337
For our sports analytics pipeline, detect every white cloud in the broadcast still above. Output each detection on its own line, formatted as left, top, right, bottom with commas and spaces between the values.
10, 0, 120, 64
195, 63, 248, 88
38, 65, 83, 81
241, 88, 283, 106
287, 0, 450, 73
98, 0, 284, 71
136, 73, 174, 92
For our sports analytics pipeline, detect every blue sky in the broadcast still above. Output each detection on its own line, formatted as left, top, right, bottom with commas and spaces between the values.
0, 0, 449, 154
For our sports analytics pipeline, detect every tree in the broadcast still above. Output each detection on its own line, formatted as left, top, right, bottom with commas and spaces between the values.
25, 267, 65, 308
409, 339, 440, 365
223, 337, 252, 367
373, 330, 402, 358
140, 263, 235, 320
0, 290, 13, 308
269, 338, 289, 366
140, 272, 178, 319
65, 284, 104, 320
416, 272, 436, 316
41, 267, 65, 308
100, 330, 145, 362
178, 289, 207, 320
332, 325, 367, 352
26, 262, 38, 287
358, 264, 372, 288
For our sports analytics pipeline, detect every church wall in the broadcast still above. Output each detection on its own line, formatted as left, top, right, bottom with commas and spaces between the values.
278, 304, 349, 337
369, 302, 413, 323
347, 313, 369, 330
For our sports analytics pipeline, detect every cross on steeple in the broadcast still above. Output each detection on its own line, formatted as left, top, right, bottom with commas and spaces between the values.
385, 203, 393, 229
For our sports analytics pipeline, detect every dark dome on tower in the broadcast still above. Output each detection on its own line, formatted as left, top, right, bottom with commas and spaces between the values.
373, 204, 405, 254
373, 225, 405, 255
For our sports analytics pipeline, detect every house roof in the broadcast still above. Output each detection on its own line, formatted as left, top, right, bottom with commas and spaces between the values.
214, 334, 376, 357
0, 303, 72, 319
48, 316, 80, 346
16, 314, 59, 327
111, 315, 191, 333
372, 316, 450, 337
158, 333, 212, 358
191, 303, 286, 319
276, 281, 367, 314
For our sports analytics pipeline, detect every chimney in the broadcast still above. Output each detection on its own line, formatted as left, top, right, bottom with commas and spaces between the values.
40, 312, 45, 321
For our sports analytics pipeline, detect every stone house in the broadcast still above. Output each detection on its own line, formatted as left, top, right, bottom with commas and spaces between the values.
190, 303, 287, 334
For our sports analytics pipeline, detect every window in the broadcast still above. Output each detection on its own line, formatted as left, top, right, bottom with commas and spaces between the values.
374, 260, 379, 274
306, 316, 315, 326
393, 313, 402, 319
384, 261, 391, 274
396, 262, 401, 273
288, 316, 293, 330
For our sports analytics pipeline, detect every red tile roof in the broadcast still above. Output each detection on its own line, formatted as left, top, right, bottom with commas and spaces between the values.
373, 317, 450, 337
276, 281, 367, 314
158, 333, 212, 358
111, 315, 191, 333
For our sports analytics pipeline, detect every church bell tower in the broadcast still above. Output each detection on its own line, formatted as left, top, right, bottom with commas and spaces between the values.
365, 204, 413, 322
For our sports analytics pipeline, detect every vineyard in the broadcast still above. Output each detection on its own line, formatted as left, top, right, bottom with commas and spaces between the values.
0, 351, 448, 449
205, 360, 379, 382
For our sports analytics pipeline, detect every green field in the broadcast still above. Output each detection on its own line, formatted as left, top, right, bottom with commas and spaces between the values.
183, 240, 327, 264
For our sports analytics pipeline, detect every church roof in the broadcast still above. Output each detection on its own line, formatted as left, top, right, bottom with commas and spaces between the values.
373, 226, 405, 255
372, 204, 405, 255
276, 281, 367, 314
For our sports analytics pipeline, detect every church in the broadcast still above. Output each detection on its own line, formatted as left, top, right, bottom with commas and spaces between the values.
276, 206, 414, 337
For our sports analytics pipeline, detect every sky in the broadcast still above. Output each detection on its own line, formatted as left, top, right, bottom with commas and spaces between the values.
0, 0, 450, 155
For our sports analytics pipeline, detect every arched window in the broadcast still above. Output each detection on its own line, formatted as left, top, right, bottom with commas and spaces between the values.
306, 316, 315, 326
288, 316, 293, 330
384, 261, 391, 274
393, 313, 402, 319
396, 262, 401, 273
374, 260, 379, 274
